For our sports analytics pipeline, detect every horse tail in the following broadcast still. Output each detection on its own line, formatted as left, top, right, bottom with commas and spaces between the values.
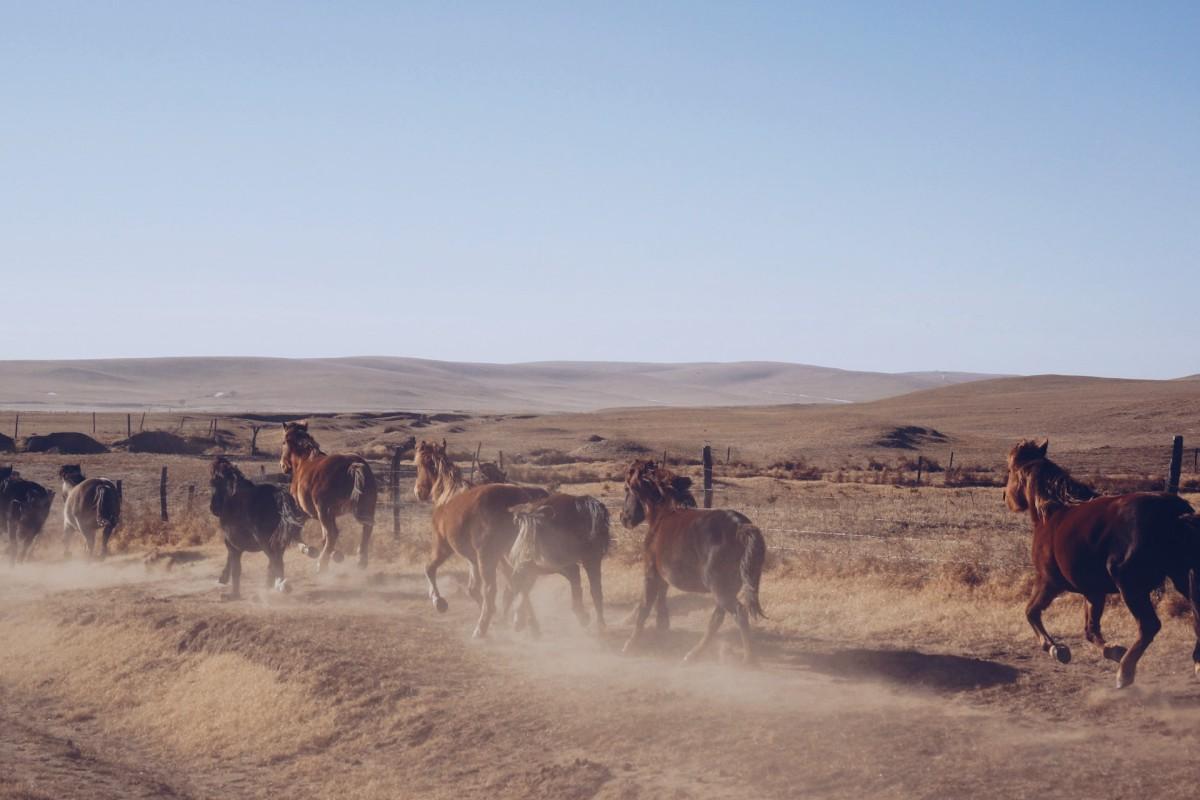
273, 489, 308, 548
579, 496, 611, 557
95, 482, 120, 528
348, 462, 376, 523
736, 523, 767, 620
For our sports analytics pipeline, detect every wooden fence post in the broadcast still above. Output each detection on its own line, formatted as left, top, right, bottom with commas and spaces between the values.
391, 445, 403, 540
1167, 435, 1184, 494
915, 456, 924, 487
126, 414, 132, 439
470, 442, 481, 482
13, 414, 18, 441
947, 451, 954, 471
139, 412, 146, 432
92, 412, 96, 434
726, 446, 731, 464
260, 465, 266, 475
662, 450, 668, 467
499, 451, 504, 471
160, 466, 169, 522
702, 445, 713, 509
1194, 448, 1198, 473
115, 479, 123, 499
250, 426, 261, 456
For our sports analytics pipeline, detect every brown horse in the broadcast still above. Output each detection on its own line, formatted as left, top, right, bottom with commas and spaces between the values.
279, 422, 377, 572
1005, 439, 1200, 688
620, 459, 766, 664
1, 467, 55, 565
59, 464, 121, 559
508, 493, 611, 635
413, 440, 547, 637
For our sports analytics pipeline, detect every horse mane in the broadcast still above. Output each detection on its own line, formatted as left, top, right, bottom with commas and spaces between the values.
431, 445, 471, 503
210, 456, 249, 486
283, 423, 325, 459
1010, 440, 1098, 520
627, 459, 697, 509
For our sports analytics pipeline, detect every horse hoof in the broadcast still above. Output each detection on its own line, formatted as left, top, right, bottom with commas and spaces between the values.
472, 627, 486, 639
332, 551, 344, 564
513, 614, 527, 632
434, 597, 449, 613
274, 578, 290, 593
1050, 644, 1071, 664
1116, 673, 1133, 689
1103, 645, 1127, 663
575, 612, 591, 628
297, 544, 317, 559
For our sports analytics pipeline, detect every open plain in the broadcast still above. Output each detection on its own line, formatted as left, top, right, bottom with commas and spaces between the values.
4, 373, 1200, 799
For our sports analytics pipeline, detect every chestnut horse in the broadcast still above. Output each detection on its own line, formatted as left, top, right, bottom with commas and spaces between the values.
209, 457, 309, 598
59, 464, 121, 559
620, 459, 766, 664
1, 467, 55, 565
413, 440, 547, 637
279, 422, 377, 572
509, 493, 611, 635
1005, 439, 1200, 688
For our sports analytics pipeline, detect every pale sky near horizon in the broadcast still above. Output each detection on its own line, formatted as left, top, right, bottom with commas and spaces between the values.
3, 2, 1197, 378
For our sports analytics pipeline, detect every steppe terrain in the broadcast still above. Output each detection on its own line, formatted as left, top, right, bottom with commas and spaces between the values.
4, 372, 1200, 799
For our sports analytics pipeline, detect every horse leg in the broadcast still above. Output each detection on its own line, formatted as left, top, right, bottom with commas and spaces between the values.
1114, 584, 1162, 689
218, 547, 232, 585
497, 557, 516, 626
654, 589, 670, 633
1082, 593, 1126, 663
622, 571, 666, 654
228, 548, 243, 600
466, 560, 483, 606
424, 536, 452, 613
559, 563, 589, 627
272, 551, 290, 592
83, 527, 97, 560
357, 520, 373, 570
315, 510, 339, 575
99, 524, 115, 560
683, 604, 726, 664
1025, 578, 1070, 663
583, 557, 606, 633
6, 521, 15, 567
472, 552, 499, 639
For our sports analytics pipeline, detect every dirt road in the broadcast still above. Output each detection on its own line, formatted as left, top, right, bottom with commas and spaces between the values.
3, 554, 1199, 800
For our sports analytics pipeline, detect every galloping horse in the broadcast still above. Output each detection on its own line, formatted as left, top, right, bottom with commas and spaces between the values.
209, 457, 309, 598
620, 459, 766, 664
413, 440, 547, 637
1, 467, 55, 565
509, 493, 611, 635
279, 422, 377, 572
59, 464, 121, 559
1005, 439, 1200, 688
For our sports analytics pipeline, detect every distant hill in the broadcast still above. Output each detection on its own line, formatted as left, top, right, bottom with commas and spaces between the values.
0, 357, 1001, 412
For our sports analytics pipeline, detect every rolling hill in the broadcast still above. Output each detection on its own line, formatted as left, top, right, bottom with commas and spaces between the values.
0, 357, 999, 413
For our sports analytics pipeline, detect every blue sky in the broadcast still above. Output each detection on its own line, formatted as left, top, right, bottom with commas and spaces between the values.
3, 2, 1197, 377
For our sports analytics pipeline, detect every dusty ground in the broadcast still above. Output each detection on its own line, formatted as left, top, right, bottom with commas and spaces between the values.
5, 396, 1200, 799
4, 536, 1200, 800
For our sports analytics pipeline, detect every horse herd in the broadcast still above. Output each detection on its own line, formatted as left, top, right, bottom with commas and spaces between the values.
4, 423, 1200, 689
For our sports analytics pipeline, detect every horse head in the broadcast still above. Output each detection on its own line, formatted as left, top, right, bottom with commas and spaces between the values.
1004, 439, 1047, 513
413, 440, 440, 502
209, 456, 243, 516
58, 464, 85, 488
280, 421, 320, 475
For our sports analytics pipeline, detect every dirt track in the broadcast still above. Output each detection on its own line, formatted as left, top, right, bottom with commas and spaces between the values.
4, 555, 1200, 800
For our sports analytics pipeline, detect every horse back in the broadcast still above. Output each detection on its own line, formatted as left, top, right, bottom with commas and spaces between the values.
434, 483, 547, 553
292, 453, 374, 514
648, 508, 752, 593
1042, 493, 1195, 591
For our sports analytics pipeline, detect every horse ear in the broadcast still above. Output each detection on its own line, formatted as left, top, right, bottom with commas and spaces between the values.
1038, 439, 1049, 456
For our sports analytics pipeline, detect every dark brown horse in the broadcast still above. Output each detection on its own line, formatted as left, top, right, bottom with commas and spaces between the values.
209, 457, 309, 599
59, 464, 121, 559
413, 440, 547, 637
1, 467, 56, 565
509, 493, 610, 635
1005, 439, 1200, 688
620, 459, 766, 664
279, 422, 377, 572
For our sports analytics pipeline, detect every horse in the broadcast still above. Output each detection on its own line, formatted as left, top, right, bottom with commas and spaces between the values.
1004, 439, 1200, 688
413, 440, 548, 637
620, 459, 766, 664
209, 457, 309, 599
1, 467, 55, 565
508, 493, 611, 636
59, 464, 121, 560
279, 422, 378, 572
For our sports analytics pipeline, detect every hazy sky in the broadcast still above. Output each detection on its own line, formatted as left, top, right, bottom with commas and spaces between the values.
3, 2, 1197, 377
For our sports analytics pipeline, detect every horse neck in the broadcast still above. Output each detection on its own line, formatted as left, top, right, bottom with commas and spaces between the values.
432, 467, 470, 506
642, 496, 681, 528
